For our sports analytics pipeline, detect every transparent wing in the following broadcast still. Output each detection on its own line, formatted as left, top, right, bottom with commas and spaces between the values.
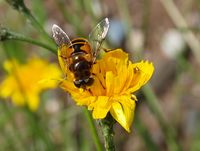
52, 24, 72, 76
89, 18, 109, 62
52, 24, 71, 47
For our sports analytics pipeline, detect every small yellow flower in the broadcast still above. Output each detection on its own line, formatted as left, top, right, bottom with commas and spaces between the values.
59, 49, 154, 132
0, 58, 61, 111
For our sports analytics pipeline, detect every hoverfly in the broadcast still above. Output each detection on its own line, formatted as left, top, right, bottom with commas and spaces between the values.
52, 18, 109, 88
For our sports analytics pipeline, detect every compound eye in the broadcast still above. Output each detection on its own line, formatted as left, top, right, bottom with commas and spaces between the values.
84, 78, 89, 83
84, 77, 94, 86
74, 80, 82, 88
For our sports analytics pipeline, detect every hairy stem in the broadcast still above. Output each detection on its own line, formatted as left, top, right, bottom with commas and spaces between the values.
99, 114, 115, 151
6, 0, 53, 43
0, 28, 56, 54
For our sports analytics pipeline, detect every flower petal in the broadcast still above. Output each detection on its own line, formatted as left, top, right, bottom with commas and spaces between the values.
89, 76, 105, 96
114, 60, 129, 94
110, 96, 136, 132
0, 58, 61, 111
27, 93, 39, 111
0, 77, 15, 98
129, 61, 154, 93
59, 79, 77, 93
134, 61, 154, 85
106, 71, 115, 96
78, 96, 96, 106
11, 92, 25, 106
90, 96, 111, 119
103, 49, 128, 61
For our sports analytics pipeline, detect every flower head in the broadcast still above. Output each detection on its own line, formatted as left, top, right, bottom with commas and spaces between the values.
59, 49, 154, 132
0, 58, 61, 111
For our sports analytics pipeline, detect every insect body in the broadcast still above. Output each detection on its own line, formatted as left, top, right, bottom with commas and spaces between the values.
66, 38, 93, 87
52, 18, 109, 88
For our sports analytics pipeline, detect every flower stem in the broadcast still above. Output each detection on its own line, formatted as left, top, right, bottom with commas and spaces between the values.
99, 114, 115, 151
6, 0, 53, 44
83, 108, 103, 151
0, 28, 57, 54
22, 8, 52, 43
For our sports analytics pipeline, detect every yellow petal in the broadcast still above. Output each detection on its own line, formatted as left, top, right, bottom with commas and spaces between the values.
0, 77, 15, 98
0, 58, 61, 111
129, 61, 154, 93
77, 96, 96, 106
27, 93, 39, 111
106, 71, 115, 96
11, 92, 25, 106
59, 79, 78, 94
110, 96, 136, 132
114, 60, 129, 94
58, 47, 67, 75
39, 65, 62, 89
120, 61, 134, 93
3, 60, 17, 73
134, 61, 154, 85
103, 49, 128, 61
90, 96, 111, 119
89, 76, 105, 96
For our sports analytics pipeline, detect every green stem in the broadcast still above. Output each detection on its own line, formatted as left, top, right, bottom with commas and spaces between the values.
0, 28, 57, 54
83, 108, 103, 151
99, 114, 115, 151
6, 0, 53, 44
142, 84, 182, 151
22, 8, 52, 43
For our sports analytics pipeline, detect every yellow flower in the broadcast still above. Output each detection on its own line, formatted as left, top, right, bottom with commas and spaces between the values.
59, 49, 154, 132
0, 58, 62, 111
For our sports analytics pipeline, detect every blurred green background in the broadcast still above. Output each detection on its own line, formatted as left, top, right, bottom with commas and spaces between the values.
0, 0, 200, 151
